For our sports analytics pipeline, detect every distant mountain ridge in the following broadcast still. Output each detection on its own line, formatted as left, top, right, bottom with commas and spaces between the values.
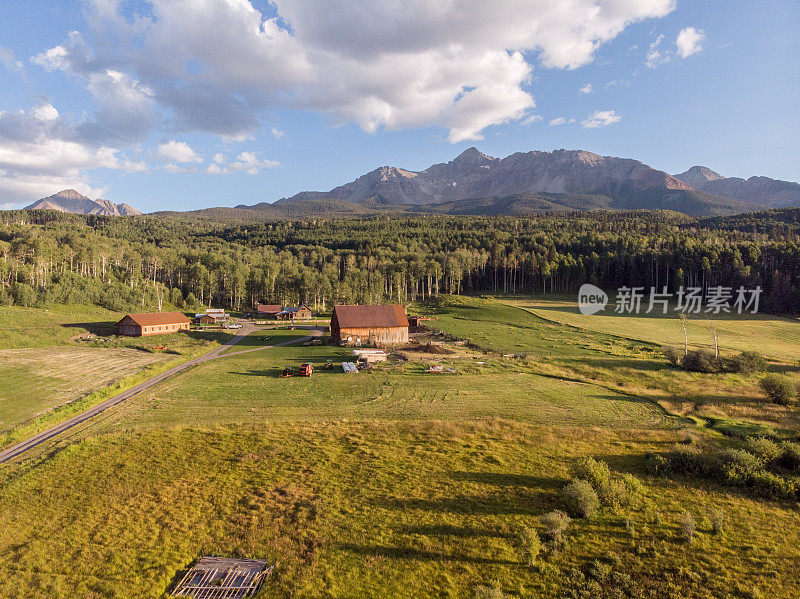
24, 189, 141, 216
674, 166, 800, 208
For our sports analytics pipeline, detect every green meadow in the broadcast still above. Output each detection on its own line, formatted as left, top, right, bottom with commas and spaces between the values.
0, 296, 798, 598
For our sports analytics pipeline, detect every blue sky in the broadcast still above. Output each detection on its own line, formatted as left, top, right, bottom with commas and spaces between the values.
0, 0, 797, 212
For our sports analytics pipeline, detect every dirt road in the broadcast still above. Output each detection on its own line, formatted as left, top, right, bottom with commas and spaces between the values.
0, 323, 322, 465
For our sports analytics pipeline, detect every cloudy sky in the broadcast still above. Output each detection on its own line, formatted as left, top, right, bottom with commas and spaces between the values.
0, 0, 797, 212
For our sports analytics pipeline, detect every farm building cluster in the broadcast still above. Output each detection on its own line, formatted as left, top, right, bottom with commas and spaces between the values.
256, 304, 313, 320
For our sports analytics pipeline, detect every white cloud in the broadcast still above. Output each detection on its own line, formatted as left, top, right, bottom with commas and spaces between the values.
549, 117, 575, 126
206, 151, 278, 175
676, 27, 706, 58
156, 140, 202, 163
646, 34, 670, 68
30, 0, 675, 143
0, 104, 147, 203
0, 46, 23, 72
579, 83, 593, 95
581, 110, 621, 128
271, 128, 285, 139
32, 103, 59, 121
162, 163, 197, 174
522, 113, 543, 125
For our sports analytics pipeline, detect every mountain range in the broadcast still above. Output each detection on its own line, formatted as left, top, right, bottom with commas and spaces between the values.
24, 189, 141, 216
19, 148, 800, 219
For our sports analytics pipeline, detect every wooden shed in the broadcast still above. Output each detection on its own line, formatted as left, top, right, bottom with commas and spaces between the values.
256, 304, 282, 318
116, 311, 191, 337
278, 304, 313, 320
331, 304, 409, 346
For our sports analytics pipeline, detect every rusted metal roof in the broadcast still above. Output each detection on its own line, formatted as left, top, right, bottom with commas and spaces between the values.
256, 304, 282, 313
333, 304, 409, 328
118, 311, 190, 327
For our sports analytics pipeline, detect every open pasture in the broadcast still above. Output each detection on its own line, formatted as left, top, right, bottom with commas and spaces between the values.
1, 423, 798, 598
506, 296, 800, 363
423, 295, 800, 433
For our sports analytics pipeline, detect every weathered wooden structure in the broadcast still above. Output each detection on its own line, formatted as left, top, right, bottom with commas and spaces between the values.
116, 312, 190, 337
331, 304, 409, 346
171, 556, 273, 598
256, 304, 282, 318
277, 304, 313, 320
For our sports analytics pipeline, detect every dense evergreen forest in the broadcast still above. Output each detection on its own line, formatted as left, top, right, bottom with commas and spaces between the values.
1, 208, 799, 313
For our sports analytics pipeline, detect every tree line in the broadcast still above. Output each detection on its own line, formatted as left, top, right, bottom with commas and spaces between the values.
1, 209, 798, 313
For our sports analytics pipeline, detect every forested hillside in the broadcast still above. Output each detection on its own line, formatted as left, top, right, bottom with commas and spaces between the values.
1, 209, 799, 313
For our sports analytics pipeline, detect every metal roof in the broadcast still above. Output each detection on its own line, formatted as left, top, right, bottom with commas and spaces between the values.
118, 311, 190, 327
256, 304, 282, 313
333, 304, 409, 328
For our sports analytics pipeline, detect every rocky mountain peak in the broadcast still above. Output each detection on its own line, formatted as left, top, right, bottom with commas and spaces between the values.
673, 166, 725, 189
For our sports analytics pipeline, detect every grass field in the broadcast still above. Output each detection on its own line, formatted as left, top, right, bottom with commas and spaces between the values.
420, 295, 800, 433
506, 296, 800, 363
0, 297, 798, 598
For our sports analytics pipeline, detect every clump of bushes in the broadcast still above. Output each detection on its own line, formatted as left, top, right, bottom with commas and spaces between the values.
540, 510, 571, 547
662, 347, 767, 374
473, 583, 505, 599
571, 457, 646, 510
681, 511, 695, 543
760, 374, 798, 405
646, 440, 800, 500
516, 527, 541, 566
563, 479, 599, 518
710, 509, 724, 536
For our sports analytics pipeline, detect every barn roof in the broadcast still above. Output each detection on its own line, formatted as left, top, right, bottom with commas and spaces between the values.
333, 304, 409, 329
257, 304, 282, 313
118, 311, 190, 326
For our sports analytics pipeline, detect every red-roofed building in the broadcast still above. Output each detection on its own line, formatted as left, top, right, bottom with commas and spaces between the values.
256, 304, 282, 318
116, 312, 191, 337
330, 304, 409, 346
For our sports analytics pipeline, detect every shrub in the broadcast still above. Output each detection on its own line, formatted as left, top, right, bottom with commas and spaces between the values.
727, 351, 767, 373
563, 479, 599, 518
710, 509, 725, 536
745, 437, 781, 465
681, 349, 723, 373
778, 441, 800, 472
714, 449, 763, 485
663, 346, 683, 367
760, 375, 797, 405
681, 511, 695, 543
749, 471, 798, 500
540, 510, 571, 545
572, 458, 613, 503
618, 473, 646, 507
517, 527, 541, 566
473, 583, 505, 599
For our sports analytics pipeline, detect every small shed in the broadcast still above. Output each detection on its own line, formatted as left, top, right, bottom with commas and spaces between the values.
195, 313, 227, 325
171, 556, 273, 598
256, 304, 282, 318
331, 304, 409, 346
116, 312, 190, 337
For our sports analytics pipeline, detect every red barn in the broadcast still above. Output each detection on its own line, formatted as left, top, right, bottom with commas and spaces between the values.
256, 304, 282, 318
116, 312, 191, 337
330, 305, 409, 346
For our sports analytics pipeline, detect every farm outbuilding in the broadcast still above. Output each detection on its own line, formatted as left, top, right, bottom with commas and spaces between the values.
116, 312, 190, 337
278, 304, 313, 320
256, 304, 282, 318
331, 304, 409, 346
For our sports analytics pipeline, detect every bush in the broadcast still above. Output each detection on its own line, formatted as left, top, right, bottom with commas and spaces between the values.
727, 351, 767, 373
745, 437, 781, 465
710, 509, 724, 536
749, 471, 798, 500
572, 458, 613, 503
681, 511, 695, 543
663, 346, 683, 367
540, 510, 571, 545
473, 583, 505, 599
681, 349, 723, 373
563, 479, 599, 518
778, 441, 800, 472
714, 449, 763, 485
517, 527, 541, 566
760, 375, 797, 405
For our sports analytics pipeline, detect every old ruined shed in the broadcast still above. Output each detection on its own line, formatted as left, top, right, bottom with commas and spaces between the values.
171, 556, 273, 598
331, 304, 409, 346
116, 311, 190, 337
